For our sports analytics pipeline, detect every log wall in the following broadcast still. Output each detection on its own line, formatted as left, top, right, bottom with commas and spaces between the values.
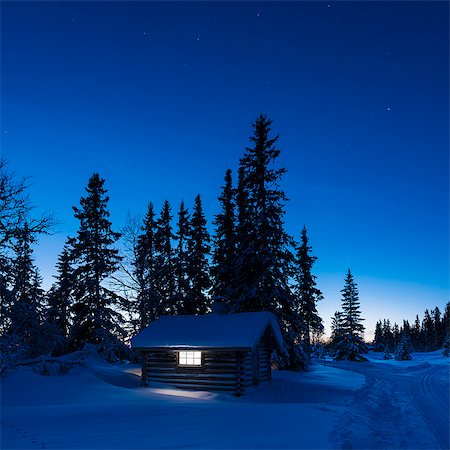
140, 331, 276, 395
257, 339, 272, 382
141, 349, 254, 395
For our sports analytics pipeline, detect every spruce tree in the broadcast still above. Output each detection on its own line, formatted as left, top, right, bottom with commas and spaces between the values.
8, 225, 42, 351
331, 311, 344, 341
211, 169, 236, 308
421, 309, 433, 351
395, 332, 413, 360
173, 201, 191, 314
412, 315, 422, 350
229, 115, 300, 366
69, 173, 126, 360
154, 200, 176, 315
46, 243, 74, 340
442, 335, 450, 357
185, 194, 211, 314
293, 226, 323, 354
0, 160, 53, 340
5, 226, 52, 359
230, 115, 293, 315
30, 268, 59, 356
373, 320, 384, 351
443, 302, 450, 334
432, 307, 443, 349
10, 224, 36, 306
442, 302, 450, 354
383, 319, 394, 351
392, 323, 400, 351
333, 270, 367, 361
229, 166, 254, 309
402, 319, 411, 336
135, 203, 159, 329
0, 254, 13, 335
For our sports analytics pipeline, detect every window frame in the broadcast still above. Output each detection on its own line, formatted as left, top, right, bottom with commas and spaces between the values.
177, 350, 203, 368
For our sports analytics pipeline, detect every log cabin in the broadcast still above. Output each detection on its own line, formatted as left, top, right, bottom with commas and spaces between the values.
131, 309, 285, 396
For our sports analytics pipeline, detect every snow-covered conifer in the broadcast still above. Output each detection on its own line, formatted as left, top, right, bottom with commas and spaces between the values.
46, 243, 74, 341
331, 311, 344, 340
394, 332, 414, 360
185, 194, 211, 314
154, 200, 176, 315
69, 173, 127, 360
173, 201, 191, 315
411, 315, 422, 350
230, 115, 293, 315
421, 309, 434, 351
432, 307, 443, 349
227, 116, 302, 367
135, 203, 160, 329
443, 335, 450, 357
293, 226, 323, 353
373, 320, 384, 351
7, 226, 42, 354
333, 270, 367, 361
211, 169, 236, 308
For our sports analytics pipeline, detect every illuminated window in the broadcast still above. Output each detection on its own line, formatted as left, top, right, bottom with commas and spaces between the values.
178, 351, 202, 366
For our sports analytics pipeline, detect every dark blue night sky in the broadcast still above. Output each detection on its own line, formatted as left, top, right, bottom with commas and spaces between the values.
2, 1, 448, 336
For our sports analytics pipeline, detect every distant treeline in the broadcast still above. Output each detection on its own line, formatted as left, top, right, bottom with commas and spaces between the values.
373, 305, 449, 352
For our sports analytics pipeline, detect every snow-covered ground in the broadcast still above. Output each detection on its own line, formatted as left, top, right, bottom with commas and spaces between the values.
1, 351, 448, 449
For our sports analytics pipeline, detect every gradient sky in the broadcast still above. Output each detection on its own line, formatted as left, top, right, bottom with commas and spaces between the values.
2, 1, 448, 339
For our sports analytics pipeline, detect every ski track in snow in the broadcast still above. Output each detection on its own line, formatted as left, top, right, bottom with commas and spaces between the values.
408, 364, 449, 449
329, 359, 449, 450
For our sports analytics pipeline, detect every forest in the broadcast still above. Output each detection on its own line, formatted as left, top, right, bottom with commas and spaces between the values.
1, 115, 448, 374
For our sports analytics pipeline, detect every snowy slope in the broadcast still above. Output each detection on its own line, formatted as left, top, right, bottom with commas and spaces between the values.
1, 352, 448, 449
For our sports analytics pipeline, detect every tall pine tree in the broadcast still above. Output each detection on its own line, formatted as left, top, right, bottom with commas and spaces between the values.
173, 201, 191, 314
229, 166, 254, 308
69, 173, 126, 360
395, 332, 413, 361
432, 307, 443, 349
333, 270, 367, 361
373, 320, 384, 349
293, 226, 323, 354
230, 115, 294, 315
154, 200, 176, 315
331, 311, 344, 341
134, 203, 159, 330
211, 169, 236, 308
4, 225, 50, 360
443, 302, 450, 344
229, 115, 303, 368
46, 242, 74, 342
185, 194, 211, 314
421, 309, 433, 351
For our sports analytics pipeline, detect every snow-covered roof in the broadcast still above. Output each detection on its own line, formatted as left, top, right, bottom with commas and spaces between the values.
132, 311, 284, 351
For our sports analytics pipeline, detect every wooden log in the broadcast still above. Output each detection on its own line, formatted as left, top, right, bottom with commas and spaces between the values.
149, 371, 234, 378
235, 351, 242, 396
